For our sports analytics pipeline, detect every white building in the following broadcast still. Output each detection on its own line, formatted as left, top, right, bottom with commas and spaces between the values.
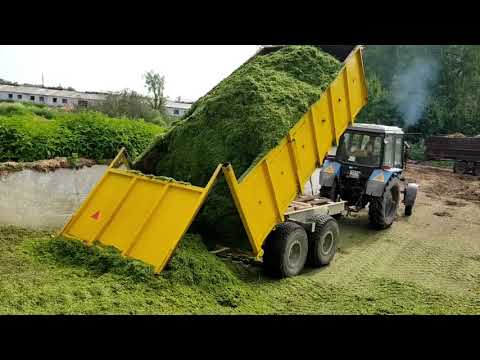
1, 84, 194, 117
165, 97, 193, 117
0, 84, 107, 108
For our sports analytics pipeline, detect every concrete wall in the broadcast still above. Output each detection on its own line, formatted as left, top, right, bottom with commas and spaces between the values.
0, 165, 107, 230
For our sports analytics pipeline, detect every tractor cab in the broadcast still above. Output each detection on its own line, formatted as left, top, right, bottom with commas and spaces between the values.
338, 123, 405, 170
319, 123, 417, 229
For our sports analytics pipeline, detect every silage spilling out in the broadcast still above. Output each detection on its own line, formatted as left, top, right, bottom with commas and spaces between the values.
134, 46, 342, 249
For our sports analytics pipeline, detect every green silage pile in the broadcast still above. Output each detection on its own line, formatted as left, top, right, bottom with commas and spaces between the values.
133, 46, 342, 249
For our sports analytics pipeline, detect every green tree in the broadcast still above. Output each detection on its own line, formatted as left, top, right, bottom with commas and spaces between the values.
356, 74, 403, 127
91, 89, 167, 126
143, 70, 166, 113
360, 45, 480, 137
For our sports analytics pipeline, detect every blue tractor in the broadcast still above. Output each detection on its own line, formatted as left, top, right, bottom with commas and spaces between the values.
319, 123, 418, 229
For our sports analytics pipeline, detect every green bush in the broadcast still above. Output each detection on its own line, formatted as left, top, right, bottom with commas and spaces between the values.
0, 102, 29, 116
409, 141, 426, 161
0, 102, 60, 120
30, 106, 55, 119
0, 107, 164, 162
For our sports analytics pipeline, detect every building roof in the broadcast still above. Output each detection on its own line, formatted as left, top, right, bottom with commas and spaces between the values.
349, 123, 404, 135
0, 84, 107, 101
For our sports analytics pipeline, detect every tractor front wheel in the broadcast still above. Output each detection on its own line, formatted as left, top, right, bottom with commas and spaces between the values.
405, 205, 413, 216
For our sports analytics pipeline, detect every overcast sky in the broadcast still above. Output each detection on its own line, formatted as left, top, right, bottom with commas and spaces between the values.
0, 45, 259, 101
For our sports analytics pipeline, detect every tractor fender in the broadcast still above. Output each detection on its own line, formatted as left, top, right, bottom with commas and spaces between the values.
365, 169, 396, 197
404, 182, 418, 207
319, 160, 341, 187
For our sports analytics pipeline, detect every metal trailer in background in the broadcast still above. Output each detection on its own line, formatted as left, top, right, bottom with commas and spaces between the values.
425, 136, 480, 175
60, 45, 368, 278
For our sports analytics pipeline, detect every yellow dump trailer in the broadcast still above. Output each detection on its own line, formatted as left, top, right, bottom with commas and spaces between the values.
60, 45, 368, 277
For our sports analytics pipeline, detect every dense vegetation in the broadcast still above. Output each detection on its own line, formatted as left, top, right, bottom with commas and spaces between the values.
90, 89, 176, 127
357, 45, 480, 138
0, 102, 164, 162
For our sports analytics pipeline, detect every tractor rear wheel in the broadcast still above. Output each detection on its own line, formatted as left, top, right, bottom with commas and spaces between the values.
262, 222, 308, 278
369, 177, 401, 229
306, 215, 339, 267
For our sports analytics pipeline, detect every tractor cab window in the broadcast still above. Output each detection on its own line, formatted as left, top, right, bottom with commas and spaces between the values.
383, 135, 395, 167
394, 136, 403, 168
337, 132, 383, 167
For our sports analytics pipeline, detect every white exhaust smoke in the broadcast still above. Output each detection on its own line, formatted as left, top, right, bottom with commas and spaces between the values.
392, 56, 440, 126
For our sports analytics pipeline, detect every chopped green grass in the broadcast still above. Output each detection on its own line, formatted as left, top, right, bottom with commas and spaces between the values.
133, 46, 343, 249
1, 225, 478, 314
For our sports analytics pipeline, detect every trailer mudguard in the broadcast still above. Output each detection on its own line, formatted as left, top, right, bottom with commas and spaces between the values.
319, 160, 342, 187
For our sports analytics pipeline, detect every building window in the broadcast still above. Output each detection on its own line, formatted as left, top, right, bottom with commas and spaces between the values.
78, 100, 88, 107
173, 109, 180, 115
17, 94, 22, 100
39, 96, 45, 102
30, 95, 35, 101
8, 94, 13, 99
53, 98, 57, 103
62, 98, 68, 104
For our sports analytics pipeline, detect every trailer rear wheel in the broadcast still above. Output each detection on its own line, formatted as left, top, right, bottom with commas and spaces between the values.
474, 163, 480, 177
306, 215, 339, 267
262, 222, 308, 278
454, 161, 468, 174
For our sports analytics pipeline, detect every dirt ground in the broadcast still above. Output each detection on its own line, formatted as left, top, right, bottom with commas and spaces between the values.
326, 163, 480, 304
406, 163, 480, 203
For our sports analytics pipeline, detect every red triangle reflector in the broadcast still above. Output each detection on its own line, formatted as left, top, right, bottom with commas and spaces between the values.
91, 211, 101, 220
